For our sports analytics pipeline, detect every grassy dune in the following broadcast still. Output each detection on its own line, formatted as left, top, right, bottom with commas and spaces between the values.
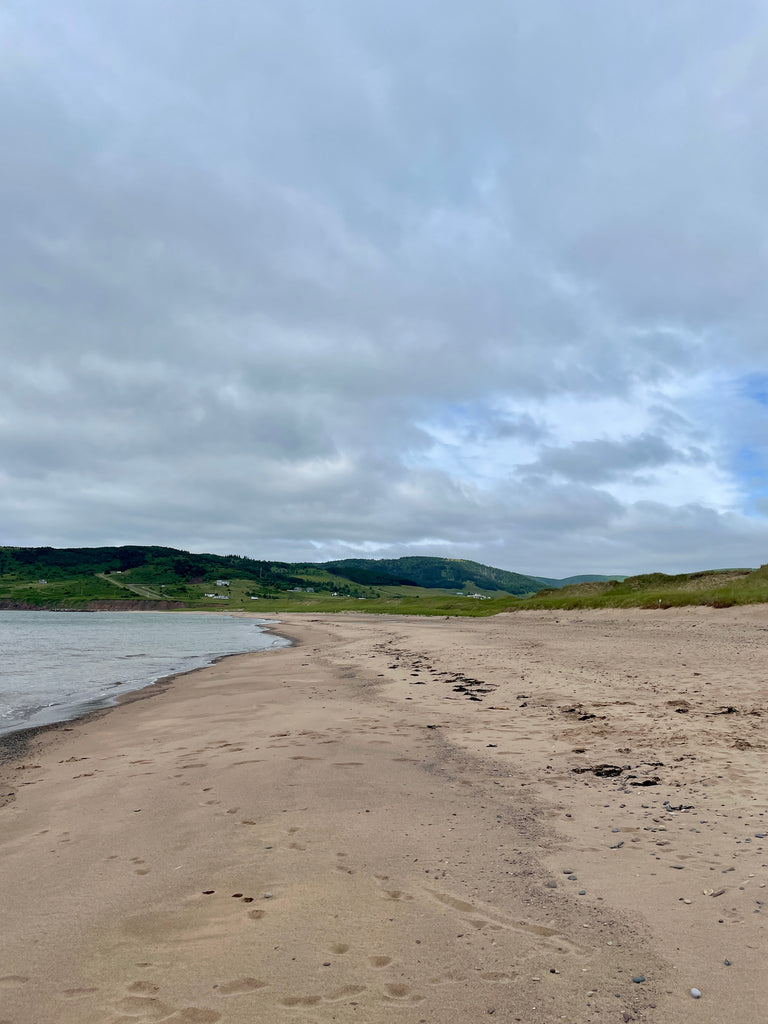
517, 567, 767, 611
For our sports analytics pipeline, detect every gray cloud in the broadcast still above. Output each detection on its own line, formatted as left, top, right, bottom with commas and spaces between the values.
1, 1, 768, 575
521, 434, 708, 484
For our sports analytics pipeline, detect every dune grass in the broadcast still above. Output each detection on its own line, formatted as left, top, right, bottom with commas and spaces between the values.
515, 567, 767, 611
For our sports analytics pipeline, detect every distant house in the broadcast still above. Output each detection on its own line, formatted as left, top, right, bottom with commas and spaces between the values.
250, 596, 259, 600
215, 579, 230, 587
305, 587, 315, 593
38, 579, 47, 584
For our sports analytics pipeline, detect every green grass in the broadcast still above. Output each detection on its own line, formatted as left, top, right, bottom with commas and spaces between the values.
4, 565, 768, 615
0, 573, 129, 606
516, 567, 767, 610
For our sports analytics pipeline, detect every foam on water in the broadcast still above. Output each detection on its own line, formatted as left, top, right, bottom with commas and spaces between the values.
0, 610, 288, 736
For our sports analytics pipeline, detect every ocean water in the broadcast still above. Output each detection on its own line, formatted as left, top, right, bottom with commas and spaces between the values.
0, 610, 288, 737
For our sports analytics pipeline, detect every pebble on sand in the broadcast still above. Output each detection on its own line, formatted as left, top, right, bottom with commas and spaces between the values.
690, 988, 702, 998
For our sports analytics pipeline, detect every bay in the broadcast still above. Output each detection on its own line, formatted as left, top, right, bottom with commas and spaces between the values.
0, 610, 287, 736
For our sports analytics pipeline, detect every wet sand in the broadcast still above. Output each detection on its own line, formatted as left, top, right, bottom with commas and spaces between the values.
1, 607, 767, 1023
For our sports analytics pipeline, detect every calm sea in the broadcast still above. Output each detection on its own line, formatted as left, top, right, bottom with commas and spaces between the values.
0, 610, 288, 736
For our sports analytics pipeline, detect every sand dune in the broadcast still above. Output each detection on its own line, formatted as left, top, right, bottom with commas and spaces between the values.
1, 607, 767, 1023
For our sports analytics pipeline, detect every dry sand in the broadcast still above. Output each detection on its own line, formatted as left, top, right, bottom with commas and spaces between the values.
1, 606, 767, 1023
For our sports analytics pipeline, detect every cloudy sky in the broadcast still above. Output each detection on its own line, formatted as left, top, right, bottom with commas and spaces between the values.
3, 1, 768, 576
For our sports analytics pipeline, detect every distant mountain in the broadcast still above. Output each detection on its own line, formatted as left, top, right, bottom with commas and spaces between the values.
321, 556, 620, 596
532, 573, 627, 588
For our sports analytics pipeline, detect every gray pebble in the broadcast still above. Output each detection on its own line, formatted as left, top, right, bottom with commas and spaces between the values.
632, 975, 645, 984
264, 892, 273, 899
690, 988, 702, 998
568, 874, 578, 881
578, 889, 586, 895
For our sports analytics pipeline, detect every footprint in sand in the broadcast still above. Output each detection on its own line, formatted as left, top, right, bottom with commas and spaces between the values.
248, 909, 266, 920
330, 943, 350, 954
381, 983, 425, 1004
369, 956, 392, 968
325, 985, 366, 1001
115, 994, 221, 1023
62, 987, 99, 997
127, 981, 160, 994
0, 976, 29, 988
214, 978, 267, 996
279, 994, 322, 1007
115, 995, 175, 1019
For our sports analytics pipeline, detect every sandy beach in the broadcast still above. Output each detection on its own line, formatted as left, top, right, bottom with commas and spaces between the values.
1, 607, 767, 1024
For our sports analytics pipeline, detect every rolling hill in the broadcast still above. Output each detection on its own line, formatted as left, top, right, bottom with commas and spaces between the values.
10, 546, 762, 613
321, 557, 621, 595
0, 546, 621, 610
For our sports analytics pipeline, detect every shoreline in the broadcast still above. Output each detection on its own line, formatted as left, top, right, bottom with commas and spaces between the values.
1, 607, 766, 1023
0, 615, 293, 801
0, 610, 288, 746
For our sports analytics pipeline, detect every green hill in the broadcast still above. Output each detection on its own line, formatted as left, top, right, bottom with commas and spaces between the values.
321, 556, 619, 595
523, 567, 762, 609
5, 544, 762, 614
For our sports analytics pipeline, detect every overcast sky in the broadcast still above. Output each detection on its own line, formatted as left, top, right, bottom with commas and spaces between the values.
3, 1, 768, 576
